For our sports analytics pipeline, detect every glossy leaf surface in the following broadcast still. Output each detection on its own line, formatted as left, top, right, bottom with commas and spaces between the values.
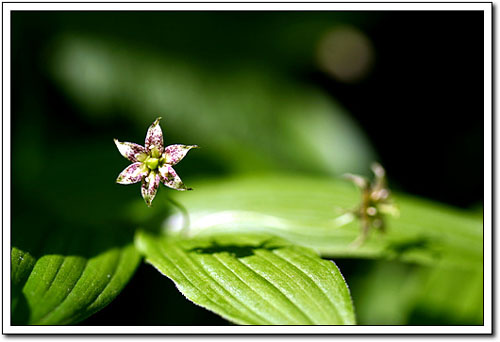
136, 231, 356, 325
11, 225, 141, 325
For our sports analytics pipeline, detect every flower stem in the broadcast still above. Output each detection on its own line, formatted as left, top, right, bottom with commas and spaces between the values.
166, 197, 190, 236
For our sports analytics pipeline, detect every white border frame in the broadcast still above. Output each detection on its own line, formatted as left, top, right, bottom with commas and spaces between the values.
2, 2, 492, 335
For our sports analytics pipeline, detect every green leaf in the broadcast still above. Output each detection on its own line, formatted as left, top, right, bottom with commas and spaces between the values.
347, 260, 419, 325
165, 175, 482, 269
135, 231, 356, 325
408, 265, 483, 325
11, 224, 141, 325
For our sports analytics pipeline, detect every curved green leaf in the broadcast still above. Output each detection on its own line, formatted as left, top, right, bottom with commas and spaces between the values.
11, 225, 141, 325
135, 231, 356, 325
49, 35, 375, 176
166, 175, 482, 269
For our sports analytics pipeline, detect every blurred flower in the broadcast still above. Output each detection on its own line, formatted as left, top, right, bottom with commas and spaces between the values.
115, 117, 198, 207
344, 162, 398, 246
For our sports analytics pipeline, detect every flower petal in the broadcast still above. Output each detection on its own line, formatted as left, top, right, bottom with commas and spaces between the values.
343, 173, 368, 189
145, 117, 164, 154
114, 139, 147, 162
116, 162, 149, 184
141, 171, 161, 207
163, 144, 198, 166
158, 164, 190, 191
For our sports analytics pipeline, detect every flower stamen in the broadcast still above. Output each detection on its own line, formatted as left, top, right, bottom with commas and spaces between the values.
145, 157, 159, 170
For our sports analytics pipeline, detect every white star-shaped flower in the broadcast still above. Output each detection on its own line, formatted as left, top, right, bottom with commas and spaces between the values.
114, 117, 198, 207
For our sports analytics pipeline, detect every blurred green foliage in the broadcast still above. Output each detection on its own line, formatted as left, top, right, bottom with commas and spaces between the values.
11, 11, 483, 326
48, 34, 374, 176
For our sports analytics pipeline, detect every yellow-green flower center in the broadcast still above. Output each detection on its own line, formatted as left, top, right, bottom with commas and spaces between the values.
145, 157, 159, 170
136, 153, 148, 162
150, 146, 161, 159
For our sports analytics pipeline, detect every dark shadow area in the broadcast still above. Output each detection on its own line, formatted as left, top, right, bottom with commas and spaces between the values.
407, 307, 483, 326
384, 236, 442, 261
11, 289, 30, 326
81, 262, 230, 326
188, 239, 281, 258
307, 11, 484, 208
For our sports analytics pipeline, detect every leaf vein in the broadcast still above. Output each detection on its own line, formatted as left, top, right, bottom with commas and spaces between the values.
257, 250, 334, 323
211, 253, 302, 324
85, 249, 124, 311
274, 249, 345, 323
36, 258, 89, 324
236, 256, 314, 324
177, 246, 271, 324
163, 243, 265, 325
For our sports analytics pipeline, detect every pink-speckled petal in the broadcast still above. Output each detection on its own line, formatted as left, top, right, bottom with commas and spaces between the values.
158, 164, 190, 191
145, 117, 164, 154
141, 171, 161, 207
163, 144, 198, 166
116, 162, 149, 184
114, 139, 147, 162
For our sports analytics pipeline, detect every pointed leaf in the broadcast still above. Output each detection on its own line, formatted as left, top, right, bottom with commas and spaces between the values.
135, 231, 356, 325
11, 225, 141, 325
